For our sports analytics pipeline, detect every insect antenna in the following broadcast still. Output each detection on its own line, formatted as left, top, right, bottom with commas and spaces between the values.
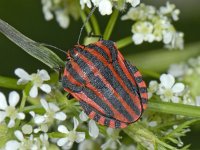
77, 6, 97, 45
39, 43, 67, 55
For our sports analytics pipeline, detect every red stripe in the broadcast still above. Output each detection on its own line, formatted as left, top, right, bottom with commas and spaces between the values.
79, 46, 142, 115
70, 57, 130, 123
98, 116, 106, 125
95, 42, 112, 62
74, 48, 140, 121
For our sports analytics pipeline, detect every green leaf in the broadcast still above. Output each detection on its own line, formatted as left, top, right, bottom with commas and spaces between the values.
0, 75, 24, 90
0, 19, 64, 69
148, 101, 200, 118
103, 9, 119, 40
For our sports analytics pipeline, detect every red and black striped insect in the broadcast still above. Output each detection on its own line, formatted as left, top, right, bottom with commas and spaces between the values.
62, 39, 148, 128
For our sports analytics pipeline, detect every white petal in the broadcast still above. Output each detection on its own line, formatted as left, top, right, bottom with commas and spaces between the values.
58, 125, 69, 134
132, 33, 144, 45
34, 115, 45, 124
172, 83, 185, 93
75, 132, 85, 143
73, 117, 79, 130
128, 0, 140, 7
29, 111, 35, 117
57, 138, 69, 147
196, 96, 200, 106
17, 112, 25, 120
55, 10, 70, 29
8, 91, 20, 107
0, 111, 6, 122
5, 140, 20, 150
49, 103, 59, 112
89, 120, 99, 138
98, 0, 113, 15
171, 96, 180, 103
38, 70, 50, 81
14, 130, 24, 141
14, 68, 31, 80
40, 99, 49, 111
62, 141, 73, 150
17, 79, 29, 85
160, 74, 175, 89
8, 119, 15, 128
0, 92, 8, 110
40, 84, 51, 94
29, 85, 38, 98
54, 112, 67, 121
79, 111, 89, 121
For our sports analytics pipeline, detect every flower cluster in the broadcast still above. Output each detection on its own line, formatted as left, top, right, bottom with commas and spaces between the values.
80, 0, 140, 15
121, 2, 184, 49
41, 0, 141, 28
168, 56, 200, 106
41, 0, 80, 28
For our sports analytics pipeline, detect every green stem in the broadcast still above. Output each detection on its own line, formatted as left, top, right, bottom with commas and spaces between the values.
19, 90, 27, 111
116, 36, 132, 49
86, 9, 101, 35
79, 9, 92, 35
0, 75, 24, 90
148, 101, 200, 118
103, 9, 119, 40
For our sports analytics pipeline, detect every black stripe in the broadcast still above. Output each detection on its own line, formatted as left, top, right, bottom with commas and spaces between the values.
82, 87, 114, 117
65, 63, 86, 84
101, 40, 118, 61
112, 60, 139, 96
135, 76, 143, 83
73, 52, 134, 122
115, 120, 121, 128
75, 47, 141, 117
79, 101, 92, 115
125, 60, 138, 74
141, 98, 148, 104
87, 44, 110, 62
140, 87, 147, 93
104, 118, 110, 127
93, 113, 101, 122
62, 76, 83, 92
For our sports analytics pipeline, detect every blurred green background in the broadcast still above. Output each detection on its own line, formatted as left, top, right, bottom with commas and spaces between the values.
0, 0, 200, 149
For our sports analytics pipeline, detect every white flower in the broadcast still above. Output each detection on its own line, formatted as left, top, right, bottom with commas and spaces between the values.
15, 68, 51, 98
55, 10, 70, 29
159, 2, 180, 21
98, 0, 113, 15
126, 0, 140, 7
132, 21, 155, 44
157, 74, 185, 102
168, 63, 188, 78
41, 0, 53, 20
80, 0, 92, 9
164, 32, 184, 50
30, 99, 67, 133
5, 130, 49, 150
148, 80, 159, 98
0, 91, 25, 128
79, 111, 99, 138
57, 117, 85, 149
101, 128, 121, 150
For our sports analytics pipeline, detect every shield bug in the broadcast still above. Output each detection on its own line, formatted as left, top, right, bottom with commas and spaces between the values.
61, 7, 147, 128
62, 39, 148, 128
